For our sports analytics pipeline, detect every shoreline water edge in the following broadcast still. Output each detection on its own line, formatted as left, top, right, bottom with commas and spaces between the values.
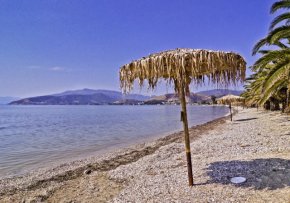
0, 110, 231, 195
0, 105, 229, 178
0, 108, 289, 202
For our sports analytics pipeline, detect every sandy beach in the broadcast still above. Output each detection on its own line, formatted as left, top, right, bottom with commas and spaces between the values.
0, 108, 289, 203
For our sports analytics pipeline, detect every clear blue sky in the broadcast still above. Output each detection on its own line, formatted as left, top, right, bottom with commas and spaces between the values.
0, 0, 276, 97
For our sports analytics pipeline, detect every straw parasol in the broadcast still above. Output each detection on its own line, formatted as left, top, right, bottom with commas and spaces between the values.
119, 48, 246, 186
217, 94, 245, 121
217, 94, 244, 104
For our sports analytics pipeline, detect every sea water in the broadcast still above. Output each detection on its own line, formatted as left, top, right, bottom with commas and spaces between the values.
0, 105, 228, 178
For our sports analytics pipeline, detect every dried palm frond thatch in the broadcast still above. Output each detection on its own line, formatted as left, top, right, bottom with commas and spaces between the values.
119, 48, 246, 186
120, 48, 246, 94
217, 94, 245, 121
217, 94, 245, 105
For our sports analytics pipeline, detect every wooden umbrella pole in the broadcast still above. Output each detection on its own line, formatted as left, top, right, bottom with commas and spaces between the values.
229, 102, 232, 121
179, 84, 194, 186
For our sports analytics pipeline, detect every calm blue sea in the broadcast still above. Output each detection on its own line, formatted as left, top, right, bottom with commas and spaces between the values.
0, 105, 228, 178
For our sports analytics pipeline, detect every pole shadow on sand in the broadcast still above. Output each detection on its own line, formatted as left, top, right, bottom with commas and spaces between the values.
234, 117, 257, 122
205, 158, 290, 190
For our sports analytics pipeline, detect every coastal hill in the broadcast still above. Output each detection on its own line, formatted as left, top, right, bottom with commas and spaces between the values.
145, 89, 243, 105
9, 88, 243, 105
9, 89, 150, 105
196, 89, 243, 97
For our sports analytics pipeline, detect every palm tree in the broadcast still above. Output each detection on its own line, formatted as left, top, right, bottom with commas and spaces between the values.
253, 50, 290, 108
245, 0, 290, 112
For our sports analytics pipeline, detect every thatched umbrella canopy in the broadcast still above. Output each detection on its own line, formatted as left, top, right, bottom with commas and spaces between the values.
217, 94, 244, 104
119, 48, 246, 186
217, 94, 245, 121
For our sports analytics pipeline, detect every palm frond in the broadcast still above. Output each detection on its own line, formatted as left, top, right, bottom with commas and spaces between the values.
259, 79, 287, 105
252, 38, 269, 55
268, 25, 290, 43
257, 50, 270, 55
252, 49, 290, 71
262, 61, 290, 93
274, 41, 289, 49
271, 0, 290, 14
270, 12, 290, 30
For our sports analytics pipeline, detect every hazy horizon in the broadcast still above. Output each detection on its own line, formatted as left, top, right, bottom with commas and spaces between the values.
1, 87, 245, 99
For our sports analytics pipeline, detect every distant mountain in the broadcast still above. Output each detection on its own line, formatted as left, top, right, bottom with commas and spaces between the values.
9, 89, 150, 105
53, 88, 149, 101
0, 97, 20, 104
196, 89, 243, 98
9, 88, 243, 105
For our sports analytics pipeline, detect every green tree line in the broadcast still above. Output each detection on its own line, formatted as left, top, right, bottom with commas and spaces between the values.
242, 0, 290, 112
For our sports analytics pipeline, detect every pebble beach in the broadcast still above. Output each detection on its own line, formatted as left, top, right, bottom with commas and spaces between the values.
0, 108, 289, 203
